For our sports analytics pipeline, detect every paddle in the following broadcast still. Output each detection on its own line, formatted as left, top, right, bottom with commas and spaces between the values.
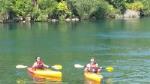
16, 64, 62, 70
74, 64, 114, 72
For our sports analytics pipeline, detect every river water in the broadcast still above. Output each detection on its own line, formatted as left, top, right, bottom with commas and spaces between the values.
0, 18, 150, 84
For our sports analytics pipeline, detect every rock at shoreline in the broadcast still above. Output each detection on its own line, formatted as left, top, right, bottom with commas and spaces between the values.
65, 18, 79, 22
25, 16, 31, 22
65, 18, 71, 22
72, 18, 79, 21
0, 12, 9, 23
123, 9, 140, 19
51, 19, 59, 22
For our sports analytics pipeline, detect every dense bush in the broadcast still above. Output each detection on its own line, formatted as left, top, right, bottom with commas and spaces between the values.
125, 1, 144, 11
90, 1, 118, 19
38, 0, 57, 15
0, 0, 12, 21
139, 0, 150, 16
70, 0, 102, 19
56, 1, 71, 20
11, 0, 33, 18
69, 0, 118, 19
0, 0, 150, 22
33, 0, 58, 21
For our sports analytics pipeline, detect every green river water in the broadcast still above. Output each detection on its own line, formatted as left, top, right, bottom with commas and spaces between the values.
0, 18, 150, 84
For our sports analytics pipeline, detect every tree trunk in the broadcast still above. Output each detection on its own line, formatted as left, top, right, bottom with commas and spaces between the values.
32, 0, 38, 7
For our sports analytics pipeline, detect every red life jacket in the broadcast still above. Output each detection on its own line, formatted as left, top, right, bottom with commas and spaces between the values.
89, 63, 99, 73
36, 60, 44, 69
91, 64, 97, 68
90, 63, 98, 69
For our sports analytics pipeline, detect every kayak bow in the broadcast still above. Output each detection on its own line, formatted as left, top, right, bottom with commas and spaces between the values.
27, 67, 62, 82
84, 72, 103, 83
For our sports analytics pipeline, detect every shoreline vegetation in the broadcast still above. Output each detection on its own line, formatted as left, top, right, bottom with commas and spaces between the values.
0, 0, 150, 23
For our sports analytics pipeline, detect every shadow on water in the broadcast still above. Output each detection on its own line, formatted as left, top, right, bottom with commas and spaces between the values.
16, 78, 67, 84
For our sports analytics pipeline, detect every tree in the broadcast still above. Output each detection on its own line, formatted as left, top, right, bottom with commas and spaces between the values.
11, 0, 33, 18
33, 0, 58, 21
0, 0, 13, 21
125, 1, 144, 11
70, 0, 102, 19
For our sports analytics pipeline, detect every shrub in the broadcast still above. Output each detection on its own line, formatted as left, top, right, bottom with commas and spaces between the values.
38, 0, 57, 14
70, 0, 102, 19
11, 0, 33, 17
138, 0, 150, 16
125, 1, 144, 11
55, 1, 71, 20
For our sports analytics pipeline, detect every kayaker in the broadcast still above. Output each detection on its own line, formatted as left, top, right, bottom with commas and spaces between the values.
32, 57, 49, 69
84, 57, 102, 73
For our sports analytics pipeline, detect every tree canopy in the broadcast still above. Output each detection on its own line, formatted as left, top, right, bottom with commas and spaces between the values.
0, 0, 150, 22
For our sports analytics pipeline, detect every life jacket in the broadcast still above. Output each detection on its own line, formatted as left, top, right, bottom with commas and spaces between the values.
88, 63, 99, 73
91, 63, 97, 68
90, 63, 98, 69
35, 60, 44, 69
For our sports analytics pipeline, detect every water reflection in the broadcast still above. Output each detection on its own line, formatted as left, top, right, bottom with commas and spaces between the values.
84, 80, 100, 84
16, 78, 64, 84
105, 78, 113, 84
84, 78, 113, 84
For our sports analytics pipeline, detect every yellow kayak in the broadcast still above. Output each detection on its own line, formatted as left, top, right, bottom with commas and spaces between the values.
84, 72, 103, 83
27, 67, 62, 82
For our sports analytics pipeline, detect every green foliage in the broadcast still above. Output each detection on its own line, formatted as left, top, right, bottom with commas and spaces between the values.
0, 0, 150, 21
29, 0, 59, 21
105, 5, 119, 18
125, 1, 144, 11
106, 0, 127, 11
70, 0, 118, 19
38, 0, 57, 14
0, 0, 12, 13
32, 0, 58, 21
31, 7, 40, 20
106, 0, 136, 11
57, 1, 68, 11
71, 0, 102, 19
11, 0, 33, 17
36, 13, 48, 21
55, 1, 71, 20
101, 1, 119, 16
138, 0, 150, 16
0, 0, 14, 21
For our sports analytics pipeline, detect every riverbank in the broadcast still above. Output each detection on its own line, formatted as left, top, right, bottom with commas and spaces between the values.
0, 0, 150, 23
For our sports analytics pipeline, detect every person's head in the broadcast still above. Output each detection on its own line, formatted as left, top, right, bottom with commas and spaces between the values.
90, 57, 96, 64
36, 57, 41, 61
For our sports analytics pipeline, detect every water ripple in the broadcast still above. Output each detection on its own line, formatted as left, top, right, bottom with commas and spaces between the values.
96, 32, 150, 39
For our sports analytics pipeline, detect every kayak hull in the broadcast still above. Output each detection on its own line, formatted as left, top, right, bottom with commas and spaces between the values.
84, 72, 103, 83
27, 67, 62, 82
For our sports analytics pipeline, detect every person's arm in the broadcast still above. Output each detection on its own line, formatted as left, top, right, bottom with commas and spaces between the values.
32, 62, 37, 68
43, 63, 49, 68
84, 64, 87, 68
96, 64, 102, 70
83, 64, 87, 71
96, 64, 99, 67
84, 64, 90, 71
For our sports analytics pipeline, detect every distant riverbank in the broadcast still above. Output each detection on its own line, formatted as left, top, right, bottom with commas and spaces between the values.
0, 0, 150, 23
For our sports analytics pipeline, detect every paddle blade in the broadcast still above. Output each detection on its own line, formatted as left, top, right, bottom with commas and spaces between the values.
106, 66, 114, 72
74, 64, 84, 68
52, 65, 62, 70
16, 65, 28, 69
